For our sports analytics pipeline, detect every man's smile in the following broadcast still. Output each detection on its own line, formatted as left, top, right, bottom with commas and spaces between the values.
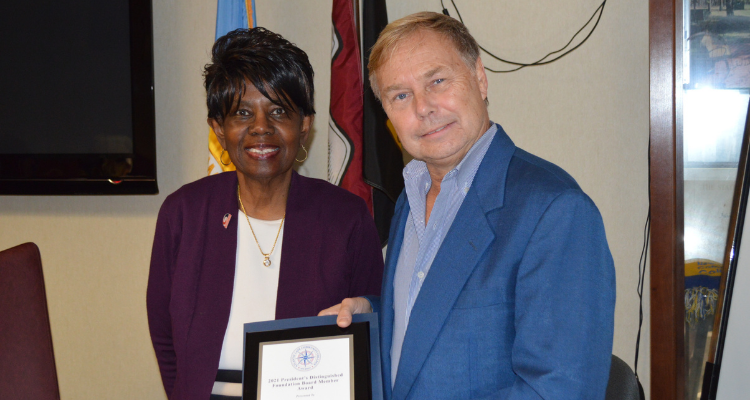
421, 122, 454, 137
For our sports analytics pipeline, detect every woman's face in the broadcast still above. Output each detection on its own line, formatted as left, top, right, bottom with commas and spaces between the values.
210, 83, 313, 184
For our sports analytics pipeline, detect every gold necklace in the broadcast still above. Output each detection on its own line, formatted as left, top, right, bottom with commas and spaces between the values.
237, 186, 285, 267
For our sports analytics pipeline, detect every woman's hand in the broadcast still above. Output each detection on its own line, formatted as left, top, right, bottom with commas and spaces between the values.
318, 297, 372, 328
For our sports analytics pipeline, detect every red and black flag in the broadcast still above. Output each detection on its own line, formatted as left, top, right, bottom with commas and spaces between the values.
328, 0, 404, 246
328, 0, 373, 212
362, 0, 404, 245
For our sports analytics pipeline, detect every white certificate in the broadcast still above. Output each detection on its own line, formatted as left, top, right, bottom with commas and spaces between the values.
257, 335, 354, 400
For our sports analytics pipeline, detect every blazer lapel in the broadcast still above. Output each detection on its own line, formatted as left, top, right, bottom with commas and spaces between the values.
390, 190, 494, 400
183, 172, 240, 386
275, 172, 323, 319
380, 192, 409, 399
193, 172, 240, 322
196, 171, 240, 317
390, 125, 515, 400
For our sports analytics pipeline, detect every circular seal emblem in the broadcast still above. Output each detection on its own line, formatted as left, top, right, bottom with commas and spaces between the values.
290, 344, 321, 371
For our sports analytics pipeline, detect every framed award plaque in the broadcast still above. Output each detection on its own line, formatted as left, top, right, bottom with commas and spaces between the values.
242, 313, 382, 400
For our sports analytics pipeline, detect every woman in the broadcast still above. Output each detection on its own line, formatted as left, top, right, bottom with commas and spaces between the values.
147, 28, 384, 400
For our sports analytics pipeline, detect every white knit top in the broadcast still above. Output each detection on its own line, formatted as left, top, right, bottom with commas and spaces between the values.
211, 211, 284, 397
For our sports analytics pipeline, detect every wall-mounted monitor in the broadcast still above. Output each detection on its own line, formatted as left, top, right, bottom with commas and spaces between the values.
0, 0, 157, 195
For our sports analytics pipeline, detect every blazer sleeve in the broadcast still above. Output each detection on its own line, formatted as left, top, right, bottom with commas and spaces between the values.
346, 199, 385, 299
146, 197, 181, 397
501, 189, 616, 400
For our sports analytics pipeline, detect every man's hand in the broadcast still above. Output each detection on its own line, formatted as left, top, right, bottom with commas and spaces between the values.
318, 297, 372, 328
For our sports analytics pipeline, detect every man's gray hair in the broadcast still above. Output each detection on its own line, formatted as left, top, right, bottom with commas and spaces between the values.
368, 11, 480, 100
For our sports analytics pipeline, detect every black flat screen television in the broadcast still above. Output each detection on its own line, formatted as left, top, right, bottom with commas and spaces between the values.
0, 0, 157, 195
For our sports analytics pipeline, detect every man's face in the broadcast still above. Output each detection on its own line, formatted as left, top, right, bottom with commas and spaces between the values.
376, 29, 490, 174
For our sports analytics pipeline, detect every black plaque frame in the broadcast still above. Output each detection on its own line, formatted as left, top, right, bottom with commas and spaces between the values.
242, 314, 382, 400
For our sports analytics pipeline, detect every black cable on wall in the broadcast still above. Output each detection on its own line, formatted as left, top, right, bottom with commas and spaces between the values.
441, 0, 607, 73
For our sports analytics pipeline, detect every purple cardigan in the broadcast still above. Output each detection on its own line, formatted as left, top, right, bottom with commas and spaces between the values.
146, 171, 384, 400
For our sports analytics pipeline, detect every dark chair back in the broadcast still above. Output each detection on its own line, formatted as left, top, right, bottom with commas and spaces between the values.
606, 354, 644, 400
0, 243, 60, 400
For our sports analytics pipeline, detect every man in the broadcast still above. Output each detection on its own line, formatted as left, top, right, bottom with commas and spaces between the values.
320, 11, 615, 400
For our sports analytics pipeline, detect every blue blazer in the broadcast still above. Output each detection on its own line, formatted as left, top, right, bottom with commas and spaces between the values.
373, 125, 616, 400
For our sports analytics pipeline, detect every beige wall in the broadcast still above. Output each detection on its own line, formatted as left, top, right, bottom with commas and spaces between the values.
0, 0, 649, 398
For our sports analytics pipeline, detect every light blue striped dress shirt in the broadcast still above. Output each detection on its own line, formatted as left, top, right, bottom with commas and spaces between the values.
390, 123, 497, 386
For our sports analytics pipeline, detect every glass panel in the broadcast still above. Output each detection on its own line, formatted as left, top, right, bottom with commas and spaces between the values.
681, 2, 750, 398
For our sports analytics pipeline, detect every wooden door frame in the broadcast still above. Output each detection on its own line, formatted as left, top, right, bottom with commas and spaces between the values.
650, 0, 686, 397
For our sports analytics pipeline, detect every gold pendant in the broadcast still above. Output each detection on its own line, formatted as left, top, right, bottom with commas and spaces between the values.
263, 256, 271, 267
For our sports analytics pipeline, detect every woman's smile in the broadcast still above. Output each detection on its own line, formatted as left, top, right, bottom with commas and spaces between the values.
246, 144, 280, 159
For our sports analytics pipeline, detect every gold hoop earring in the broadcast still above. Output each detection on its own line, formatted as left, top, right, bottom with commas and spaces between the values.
220, 149, 231, 166
295, 144, 308, 163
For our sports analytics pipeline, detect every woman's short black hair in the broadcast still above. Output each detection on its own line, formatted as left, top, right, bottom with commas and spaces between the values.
204, 28, 315, 121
